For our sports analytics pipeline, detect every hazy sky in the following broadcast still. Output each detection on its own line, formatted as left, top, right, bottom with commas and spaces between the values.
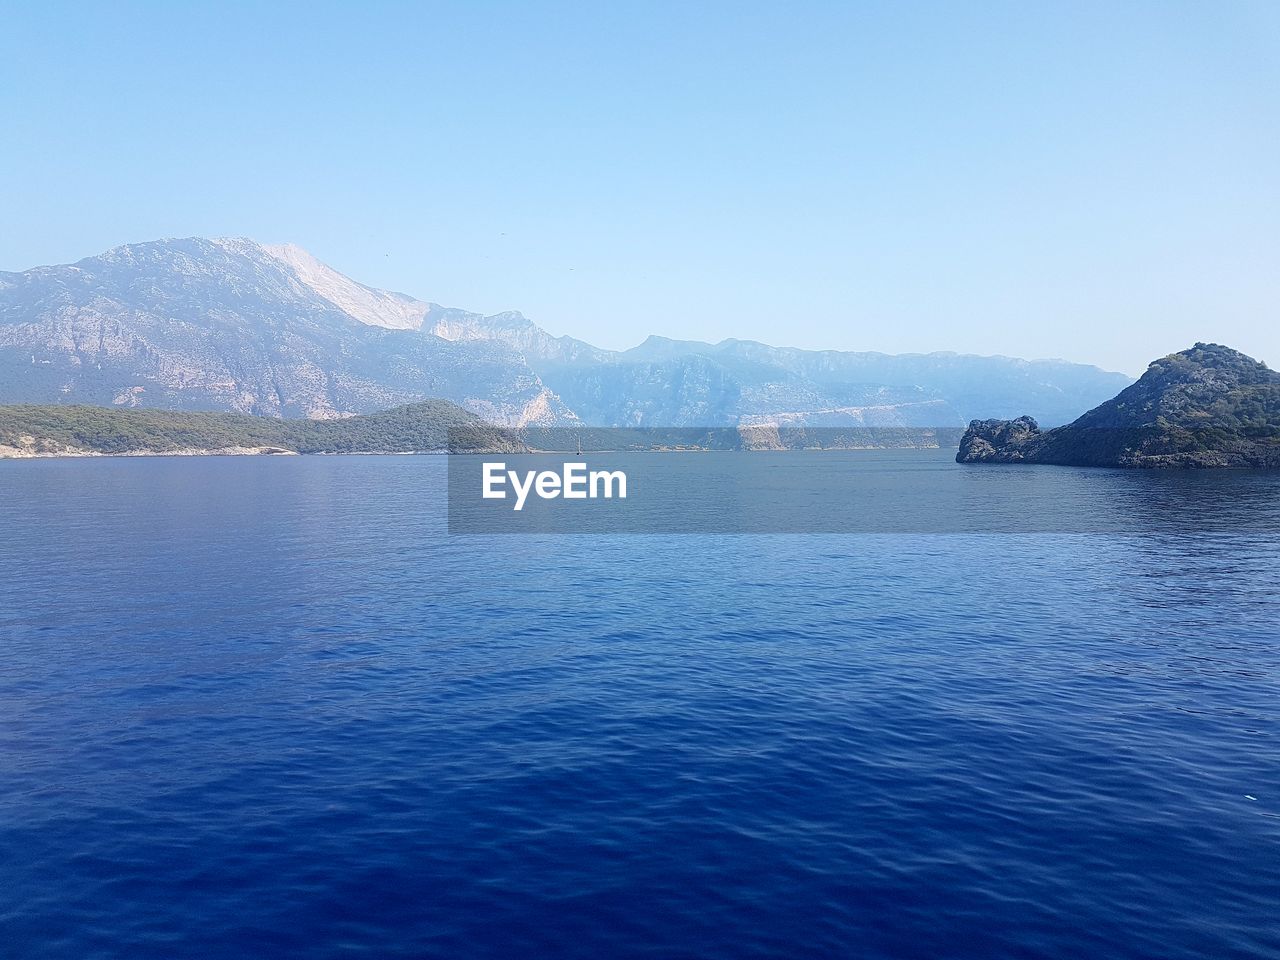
3, 1, 1277, 374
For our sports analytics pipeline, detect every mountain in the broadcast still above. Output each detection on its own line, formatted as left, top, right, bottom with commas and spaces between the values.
956, 343, 1280, 467
542, 337, 1128, 428
0, 238, 571, 426
0, 238, 1131, 428
419, 319, 1132, 428
0, 400, 521, 458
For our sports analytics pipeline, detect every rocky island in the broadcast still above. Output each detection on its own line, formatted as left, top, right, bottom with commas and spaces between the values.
957, 344, 1280, 468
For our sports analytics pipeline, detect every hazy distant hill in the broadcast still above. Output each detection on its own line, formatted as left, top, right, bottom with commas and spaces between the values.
531, 335, 1128, 428
0, 238, 1132, 428
0, 400, 520, 458
957, 343, 1280, 467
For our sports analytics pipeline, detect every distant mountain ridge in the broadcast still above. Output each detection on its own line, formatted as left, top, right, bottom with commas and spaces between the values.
0, 238, 1132, 427
957, 343, 1280, 467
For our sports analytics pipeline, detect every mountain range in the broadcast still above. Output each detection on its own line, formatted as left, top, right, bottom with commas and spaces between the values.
0, 238, 1132, 428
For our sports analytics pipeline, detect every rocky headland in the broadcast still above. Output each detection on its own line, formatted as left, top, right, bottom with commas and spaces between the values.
957, 344, 1280, 468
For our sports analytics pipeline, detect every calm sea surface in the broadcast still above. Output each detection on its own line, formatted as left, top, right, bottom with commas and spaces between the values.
2, 452, 1278, 959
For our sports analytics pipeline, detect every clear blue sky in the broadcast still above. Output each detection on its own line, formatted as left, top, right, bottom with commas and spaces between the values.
3, 1, 1276, 374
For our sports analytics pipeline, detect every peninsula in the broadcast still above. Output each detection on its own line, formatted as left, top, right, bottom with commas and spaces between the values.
0, 400, 522, 459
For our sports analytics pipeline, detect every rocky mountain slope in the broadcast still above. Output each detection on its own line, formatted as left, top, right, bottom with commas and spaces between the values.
1, 238, 1131, 428
0, 238, 569, 426
957, 344, 1280, 467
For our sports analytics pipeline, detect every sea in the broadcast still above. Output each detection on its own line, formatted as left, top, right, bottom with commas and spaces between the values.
2, 452, 1278, 959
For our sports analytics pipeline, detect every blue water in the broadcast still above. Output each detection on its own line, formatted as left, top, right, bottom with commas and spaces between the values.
2, 453, 1278, 959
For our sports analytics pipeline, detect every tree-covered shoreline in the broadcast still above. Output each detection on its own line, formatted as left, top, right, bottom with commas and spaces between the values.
0, 401, 523, 457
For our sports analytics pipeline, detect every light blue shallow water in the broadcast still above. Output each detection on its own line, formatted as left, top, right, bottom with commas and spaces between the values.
1, 453, 1278, 959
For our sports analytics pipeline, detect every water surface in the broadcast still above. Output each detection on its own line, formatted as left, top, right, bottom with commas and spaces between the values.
2, 453, 1278, 959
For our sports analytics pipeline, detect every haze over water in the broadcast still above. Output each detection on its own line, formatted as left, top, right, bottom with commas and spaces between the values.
3, 454, 1279, 959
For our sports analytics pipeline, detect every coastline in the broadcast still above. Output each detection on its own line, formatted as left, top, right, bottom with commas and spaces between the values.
0, 442, 302, 460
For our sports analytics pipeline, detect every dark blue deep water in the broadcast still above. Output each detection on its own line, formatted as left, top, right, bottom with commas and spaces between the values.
2, 453, 1278, 959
